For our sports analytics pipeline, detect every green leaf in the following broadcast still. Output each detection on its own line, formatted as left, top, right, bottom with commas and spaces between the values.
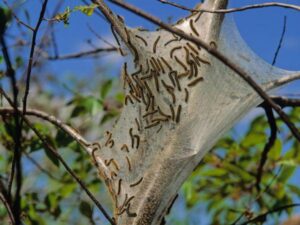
100, 79, 113, 99
79, 200, 93, 218
53, 7, 71, 25
75, 4, 98, 16
288, 184, 300, 197
100, 111, 119, 125
268, 139, 282, 160
278, 166, 296, 183
200, 168, 227, 177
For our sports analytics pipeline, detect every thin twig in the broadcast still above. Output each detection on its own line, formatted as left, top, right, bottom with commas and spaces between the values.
255, 106, 277, 191
0, 106, 91, 148
108, 0, 300, 142
158, 0, 300, 14
48, 47, 117, 60
239, 203, 300, 225
0, 193, 15, 225
0, 33, 20, 210
272, 16, 287, 65
0, 93, 116, 225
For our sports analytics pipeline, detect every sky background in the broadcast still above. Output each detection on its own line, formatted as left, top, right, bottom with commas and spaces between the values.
2, 0, 300, 224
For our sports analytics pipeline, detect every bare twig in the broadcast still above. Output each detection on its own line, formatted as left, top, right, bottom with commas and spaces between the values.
0, 193, 15, 225
3, 0, 34, 31
0, 106, 91, 148
48, 47, 118, 60
239, 203, 300, 225
0, 30, 20, 213
108, 0, 300, 141
255, 106, 277, 191
272, 16, 287, 66
158, 0, 300, 14
271, 96, 300, 108
0, 92, 116, 225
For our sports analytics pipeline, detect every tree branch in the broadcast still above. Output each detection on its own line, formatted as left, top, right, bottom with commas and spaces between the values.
48, 47, 118, 60
158, 0, 300, 14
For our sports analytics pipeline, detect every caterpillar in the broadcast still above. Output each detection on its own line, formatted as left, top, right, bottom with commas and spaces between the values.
158, 106, 171, 119
132, 64, 142, 76
117, 179, 122, 195
133, 135, 140, 149
161, 80, 176, 104
135, 118, 141, 132
186, 42, 199, 55
144, 59, 150, 74
135, 34, 148, 46
161, 57, 172, 71
189, 19, 199, 37
173, 70, 182, 91
169, 104, 175, 121
156, 125, 163, 133
187, 77, 204, 87
143, 110, 158, 118
121, 144, 129, 153
168, 71, 176, 87
170, 46, 182, 58
110, 24, 125, 56
177, 70, 190, 79
184, 88, 189, 103
126, 204, 137, 218
176, 105, 182, 123
126, 156, 132, 172
164, 37, 178, 47
145, 121, 160, 129
156, 57, 165, 74
125, 95, 134, 105
130, 177, 143, 187
153, 35, 161, 54
174, 56, 188, 71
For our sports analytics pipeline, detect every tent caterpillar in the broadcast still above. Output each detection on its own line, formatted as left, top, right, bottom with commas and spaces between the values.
135, 34, 148, 46
153, 35, 161, 53
130, 177, 143, 187
189, 19, 199, 37
161, 57, 172, 71
126, 156, 132, 172
176, 105, 182, 123
187, 77, 204, 87
145, 121, 160, 129
174, 56, 188, 71
170, 46, 182, 58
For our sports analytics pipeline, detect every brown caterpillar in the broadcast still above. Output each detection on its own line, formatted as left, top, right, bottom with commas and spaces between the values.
126, 156, 132, 172
196, 56, 211, 65
135, 34, 148, 46
158, 106, 171, 119
104, 132, 112, 147
156, 58, 165, 74
169, 104, 175, 121
176, 105, 182, 123
156, 125, 163, 133
189, 19, 199, 37
177, 70, 190, 79
191, 52, 200, 67
135, 118, 141, 132
125, 95, 134, 105
161, 80, 176, 104
174, 56, 188, 71
130, 177, 144, 187
161, 57, 172, 71
91, 147, 99, 167
105, 159, 120, 171
168, 71, 176, 87
118, 194, 128, 212
187, 42, 199, 55
133, 135, 140, 149
173, 71, 182, 91
145, 95, 153, 112
164, 37, 178, 46
153, 70, 160, 92
141, 74, 153, 81
151, 57, 161, 73
184, 88, 189, 103
111, 171, 118, 179
145, 121, 160, 129
170, 46, 182, 58
132, 64, 143, 76
126, 204, 137, 218
188, 61, 195, 79
210, 41, 218, 49
143, 109, 158, 118
121, 144, 129, 153
153, 35, 161, 54
129, 90, 141, 103
144, 59, 150, 74
107, 139, 114, 148
117, 179, 122, 195
152, 117, 169, 123
187, 77, 204, 87
129, 128, 134, 148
